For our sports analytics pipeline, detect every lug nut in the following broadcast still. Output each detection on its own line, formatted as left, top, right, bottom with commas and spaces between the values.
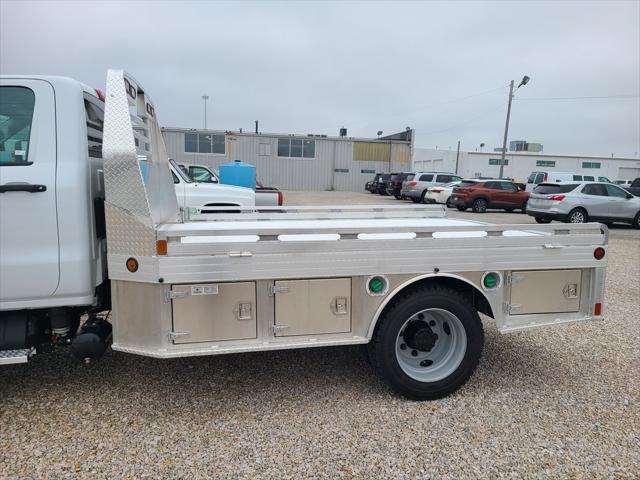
400, 343, 407, 350
420, 359, 434, 367
429, 320, 436, 327
411, 350, 418, 357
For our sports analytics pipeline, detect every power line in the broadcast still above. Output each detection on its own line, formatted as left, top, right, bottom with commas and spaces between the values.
516, 94, 639, 101
350, 84, 509, 130
421, 104, 506, 137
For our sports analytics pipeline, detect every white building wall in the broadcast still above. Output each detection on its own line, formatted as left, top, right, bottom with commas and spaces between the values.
163, 128, 412, 191
413, 147, 640, 181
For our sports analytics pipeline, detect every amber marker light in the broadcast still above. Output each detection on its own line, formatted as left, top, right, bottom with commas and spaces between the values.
156, 240, 168, 256
126, 257, 139, 273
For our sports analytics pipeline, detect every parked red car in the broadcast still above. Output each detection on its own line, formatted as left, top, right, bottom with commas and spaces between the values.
451, 179, 530, 213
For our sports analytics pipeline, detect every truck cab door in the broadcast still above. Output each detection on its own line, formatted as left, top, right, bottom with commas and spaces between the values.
0, 79, 59, 302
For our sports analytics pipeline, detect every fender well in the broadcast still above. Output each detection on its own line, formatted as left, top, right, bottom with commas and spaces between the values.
367, 274, 495, 338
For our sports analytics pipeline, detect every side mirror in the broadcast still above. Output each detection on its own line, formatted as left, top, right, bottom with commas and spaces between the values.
626, 193, 634, 199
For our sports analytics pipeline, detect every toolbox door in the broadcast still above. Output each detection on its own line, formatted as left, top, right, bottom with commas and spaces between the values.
509, 270, 581, 315
273, 278, 351, 336
171, 282, 256, 343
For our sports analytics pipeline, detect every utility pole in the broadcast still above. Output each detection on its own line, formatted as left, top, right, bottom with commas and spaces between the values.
455, 140, 461, 175
202, 94, 209, 129
499, 81, 514, 179
499, 75, 530, 179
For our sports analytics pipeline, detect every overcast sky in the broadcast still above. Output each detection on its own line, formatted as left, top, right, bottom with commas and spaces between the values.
1, 0, 639, 156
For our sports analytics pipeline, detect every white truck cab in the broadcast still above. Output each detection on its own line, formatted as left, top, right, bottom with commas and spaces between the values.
0, 74, 253, 354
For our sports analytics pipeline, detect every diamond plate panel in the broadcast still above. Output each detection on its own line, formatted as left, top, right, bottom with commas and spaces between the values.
102, 70, 180, 257
105, 204, 156, 256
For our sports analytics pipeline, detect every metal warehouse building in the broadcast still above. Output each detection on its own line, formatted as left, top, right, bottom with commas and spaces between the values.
162, 127, 413, 191
413, 148, 640, 183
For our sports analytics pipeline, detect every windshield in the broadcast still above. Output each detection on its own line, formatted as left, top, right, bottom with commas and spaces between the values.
169, 158, 192, 183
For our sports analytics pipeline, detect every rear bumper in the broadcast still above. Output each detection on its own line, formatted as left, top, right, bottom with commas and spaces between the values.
400, 188, 421, 199
526, 207, 568, 222
451, 196, 469, 207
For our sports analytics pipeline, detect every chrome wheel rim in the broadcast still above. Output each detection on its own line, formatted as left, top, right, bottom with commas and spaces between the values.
395, 308, 467, 382
570, 210, 585, 223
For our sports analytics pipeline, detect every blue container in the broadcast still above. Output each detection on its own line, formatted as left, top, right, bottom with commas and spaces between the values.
219, 160, 256, 189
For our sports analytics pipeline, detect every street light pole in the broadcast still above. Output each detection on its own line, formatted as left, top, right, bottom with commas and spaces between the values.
499, 80, 514, 179
202, 94, 209, 129
499, 75, 530, 179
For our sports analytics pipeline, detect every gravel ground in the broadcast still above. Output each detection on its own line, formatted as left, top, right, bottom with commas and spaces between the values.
1, 192, 639, 479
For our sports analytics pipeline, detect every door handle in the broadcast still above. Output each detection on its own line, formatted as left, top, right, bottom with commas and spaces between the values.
0, 183, 47, 193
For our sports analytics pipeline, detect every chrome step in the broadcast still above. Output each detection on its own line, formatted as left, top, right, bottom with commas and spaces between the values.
0, 347, 35, 365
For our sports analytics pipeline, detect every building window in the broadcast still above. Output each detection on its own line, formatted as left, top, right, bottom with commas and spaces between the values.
489, 158, 508, 166
258, 143, 272, 156
185, 132, 225, 154
361, 169, 376, 174
536, 160, 555, 167
582, 161, 601, 169
334, 168, 349, 173
277, 138, 315, 158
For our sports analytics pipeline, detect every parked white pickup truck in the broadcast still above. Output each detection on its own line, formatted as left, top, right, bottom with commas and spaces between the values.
0, 71, 608, 400
166, 159, 255, 212
177, 162, 283, 207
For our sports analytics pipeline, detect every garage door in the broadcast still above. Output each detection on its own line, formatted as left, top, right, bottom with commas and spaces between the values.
618, 167, 640, 180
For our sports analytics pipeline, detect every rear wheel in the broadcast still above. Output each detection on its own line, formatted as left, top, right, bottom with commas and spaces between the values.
445, 197, 453, 208
472, 198, 488, 213
456, 206, 466, 212
395, 195, 403, 200
535, 217, 552, 224
368, 287, 484, 400
420, 191, 428, 204
521, 199, 528, 213
567, 208, 588, 223
633, 212, 640, 229
411, 197, 421, 203
505, 208, 514, 213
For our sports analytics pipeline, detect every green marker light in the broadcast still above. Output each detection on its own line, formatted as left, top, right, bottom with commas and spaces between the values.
483, 272, 499, 289
369, 276, 385, 294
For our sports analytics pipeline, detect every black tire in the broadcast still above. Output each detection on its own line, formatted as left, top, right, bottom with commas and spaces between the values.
411, 197, 421, 203
456, 206, 466, 212
521, 199, 528, 213
368, 286, 484, 400
420, 191, 428, 204
633, 212, 640, 229
505, 208, 514, 213
445, 197, 453, 208
535, 217, 552, 224
566, 208, 588, 224
395, 195, 403, 200
472, 198, 488, 213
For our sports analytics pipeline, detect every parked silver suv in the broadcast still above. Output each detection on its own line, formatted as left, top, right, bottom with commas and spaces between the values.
527, 182, 640, 227
401, 172, 462, 203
